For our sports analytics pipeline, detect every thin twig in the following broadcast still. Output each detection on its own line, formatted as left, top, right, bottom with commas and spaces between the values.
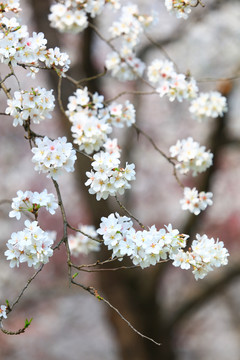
191, 0, 205, 8
197, 74, 240, 83
144, 33, 179, 71
77, 68, 107, 84
74, 148, 94, 160
71, 257, 119, 270
115, 196, 145, 229
0, 71, 14, 85
133, 124, 184, 188
10, 265, 44, 310
0, 324, 29, 336
0, 76, 12, 99
67, 223, 103, 243
74, 265, 139, 272
8, 63, 21, 90
52, 178, 69, 249
105, 90, 157, 103
101, 296, 161, 346
71, 280, 161, 346
57, 76, 67, 117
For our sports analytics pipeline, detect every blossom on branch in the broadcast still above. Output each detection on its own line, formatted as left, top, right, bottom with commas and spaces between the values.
180, 187, 213, 215
172, 234, 229, 280
189, 91, 228, 122
31, 136, 77, 180
169, 137, 213, 176
5, 87, 55, 127
5, 220, 55, 269
105, 4, 156, 81
48, 0, 120, 34
165, 0, 192, 19
97, 213, 189, 268
0, 305, 7, 319
9, 189, 58, 220
0, 11, 70, 75
85, 150, 136, 200
148, 59, 198, 102
98, 214, 229, 279
66, 87, 135, 154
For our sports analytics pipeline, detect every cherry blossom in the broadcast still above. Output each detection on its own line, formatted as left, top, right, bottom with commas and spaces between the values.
9, 189, 58, 220
0, 305, 7, 319
180, 187, 213, 215
31, 136, 77, 180
5, 220, 55, 269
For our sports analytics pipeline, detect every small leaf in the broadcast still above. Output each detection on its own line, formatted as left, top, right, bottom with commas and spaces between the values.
24, 318, 33, 328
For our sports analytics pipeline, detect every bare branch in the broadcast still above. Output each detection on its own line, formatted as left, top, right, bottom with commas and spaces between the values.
71, 280, 162, 346
115, 195, 145, 229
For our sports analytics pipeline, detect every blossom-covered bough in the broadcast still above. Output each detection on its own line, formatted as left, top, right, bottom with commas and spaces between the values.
0, 0, 231, 347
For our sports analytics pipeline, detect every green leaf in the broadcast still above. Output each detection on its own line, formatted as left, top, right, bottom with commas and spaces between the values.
24, 318, 33, 328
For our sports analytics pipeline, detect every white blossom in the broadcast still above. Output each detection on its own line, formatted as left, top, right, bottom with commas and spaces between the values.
5, 88, 55, 127
172, 234, 229, 280
0, 305, 7, 319
148, 59, 198, 102
170, 137, 213, 176
189, 91, 228, 122
66, 87, 135, 154
85, 151, 135, 200
165, 0, 192, 19
180, 187, 213, 215
97, 213, 189, 268
9, 189, 58, 220
31, 136, 77, 180
5, 220, 55, 269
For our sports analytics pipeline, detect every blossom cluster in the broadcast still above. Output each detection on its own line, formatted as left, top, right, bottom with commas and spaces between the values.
0, 0, 21, 18
0, 12, 70, 76
105, 4, 156, 81
31, 136, 77, 180
9, 189, 58, 220
0, 305, 7, 320
66, 87, 135, 154
85, 150, 135, 200
5, 220, 55, 269
49, 0, 120, 34
172, 234, 229, 279
169, 137, 213, 176
189, 91, 228, 122
180, 187, 213, 215
69, 225, 100, 256
165, 0, 192, 19
147, 59, 227, 121
107, 100, 136, 128
97, 213, 229, 279
148, 59, 198, 102
5, 87, 55, 127
97, 213, 188, 268
66, 87, 111, 154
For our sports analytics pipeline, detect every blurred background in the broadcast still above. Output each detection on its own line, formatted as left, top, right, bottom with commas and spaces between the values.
1, 0, 240, 359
